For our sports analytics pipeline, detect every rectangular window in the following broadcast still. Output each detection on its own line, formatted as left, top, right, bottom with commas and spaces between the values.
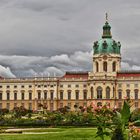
60, 85, 63, 88
0, 103, 2, 109
60, 91, 63, 100
14, 85, 17, 88
0, 93, 2, 100
50, 92, 54, 100
83, 85, 87, 88
21, 93, 24, 100
38, 92, 41, 100
50, 103, 53, 111
7, 92, 10, 100
0, 86, 2, 88
29, 92, 32, 100
44, 85, 47, 88
29, 103, 32, 110
76, 91, 79, 100
21, 103, 24, 108
68, 85, 71, 88
44, 92, 47, 99
50, 85, 54, 87
126, 84, 130, 88
6, 103, 10, 110
118, 84, 122, 88
118, 102, 122, 108
75, 85, 79, 88
60, 103, 63, 108
135, 102, 139, 108
21, 85, 24, 88
38, 85, 41, 88
68, 91, 71, 100
134, 84, 138, 88
29, 85, 32, 88
14, 92, 17, 100
7, 85, 10, 88
68, 103, 71, 109
14, 103, 17, 108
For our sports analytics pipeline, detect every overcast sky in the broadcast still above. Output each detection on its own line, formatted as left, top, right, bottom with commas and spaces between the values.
0, 0, 140, 77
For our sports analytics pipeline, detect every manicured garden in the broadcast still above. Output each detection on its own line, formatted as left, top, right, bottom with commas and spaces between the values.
0, 99, 140, 139
0, 128, 109, 140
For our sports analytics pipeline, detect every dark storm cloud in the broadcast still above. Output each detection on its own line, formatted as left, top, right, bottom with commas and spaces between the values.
0, 0, 140, 77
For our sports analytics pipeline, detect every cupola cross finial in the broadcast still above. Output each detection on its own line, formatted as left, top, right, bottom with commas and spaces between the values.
106, 12, 108, 22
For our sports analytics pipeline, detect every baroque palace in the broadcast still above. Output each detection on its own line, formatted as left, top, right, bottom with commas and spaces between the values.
0, 17, 139, 111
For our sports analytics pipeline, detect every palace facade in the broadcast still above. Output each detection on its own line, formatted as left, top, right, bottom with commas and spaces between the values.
0, 18, 139, 111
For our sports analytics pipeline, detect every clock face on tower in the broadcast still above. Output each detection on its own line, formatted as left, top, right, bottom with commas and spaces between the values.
103, 55, 107, 60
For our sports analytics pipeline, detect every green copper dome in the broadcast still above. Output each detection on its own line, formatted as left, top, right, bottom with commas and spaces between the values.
93, 21, 121, 55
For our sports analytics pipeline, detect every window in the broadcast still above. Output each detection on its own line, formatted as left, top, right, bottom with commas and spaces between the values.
60, 103, 63, 108
68, 91, 71, 100
103, 61, 107, 72
38, 92, 41, 100
0, 103, 2, 109
97, 87, 102, 99
7, 92, 10, 100
14, 103, 17, 108
96, 62, 99, 72
75, 85, 79, 88
118, 90, 122, 99
126, 90, 130, 99
6, 103, 10, 110
75, 91, 79, 100
106, 87, 110, 99
44, 92, 47, 99
44, 85, 47, 88
83, 85, 87, 88
126, 84, 130, 88
0, 86, 2, 88
60, 85, 63, 88
83, 91, 87, 100
29, 103, 32, 110
112, 61, 116, 72
50, 92, 54, 100
67, 103, 71, 109
0, 93, 2, 100
14, 92, 17, 100
68, 85, 71, 88
134, 89, 138, 100
91, 87, 94, 99
134, 84, 138, 88
29, 85, 32, 88
21, 85, 24, 88
29, 92, 32, 100
21, 103, 24, 108
60, 91, 63, 100
21, 92, 24, 100
135, 102, 139, 108
118, 102, 122, 108
50, 103, 53, 111
14, 85, 17, 88
38, 85, 41, 88
7, 85, 10, 88
118, 84, 122, 88
50, 85, 54, 88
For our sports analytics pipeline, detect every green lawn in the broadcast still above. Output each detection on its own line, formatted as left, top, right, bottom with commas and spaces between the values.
0, 128, 110, 140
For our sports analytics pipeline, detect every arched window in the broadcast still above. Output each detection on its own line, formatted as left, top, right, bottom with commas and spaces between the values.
97, 86, 102, 99
91, 87, 94, 99
112, 61, 116, 72
126, 89, 130, 99
134, 89, 138, 100
118, 90, 122, 99
96, 62, 99, 72
103, 61, 107, 72
106, 87, 110, 99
